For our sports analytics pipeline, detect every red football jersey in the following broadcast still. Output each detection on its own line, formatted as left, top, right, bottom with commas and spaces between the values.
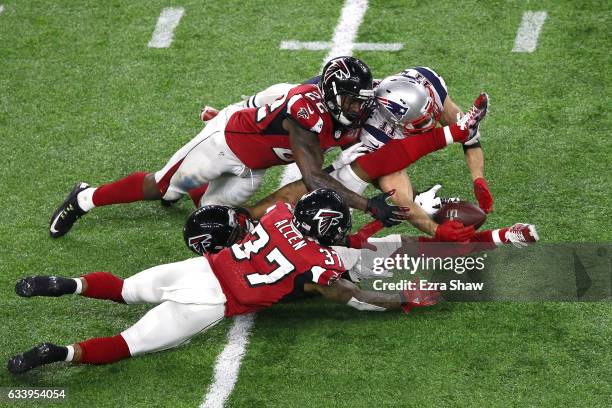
208, 202, 345, 317
224, 84, 357, 169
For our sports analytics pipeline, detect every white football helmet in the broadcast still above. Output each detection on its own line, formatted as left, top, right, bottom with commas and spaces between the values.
375, 75, 440, 136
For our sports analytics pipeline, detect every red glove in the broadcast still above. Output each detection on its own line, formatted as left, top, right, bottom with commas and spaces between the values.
435, 220, 475, 242
400, 278, 442, 313
473, 177, 493, 213
346, 220, 384, 251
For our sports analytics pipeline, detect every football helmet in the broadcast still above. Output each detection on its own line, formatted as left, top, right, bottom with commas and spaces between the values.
375, 75, 441, 136
320, 56, 375, 128
292, 188, 352, 246
183, 205, 252, 255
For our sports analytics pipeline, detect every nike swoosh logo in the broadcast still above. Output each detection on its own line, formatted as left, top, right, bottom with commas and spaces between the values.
49, 214, 61, 234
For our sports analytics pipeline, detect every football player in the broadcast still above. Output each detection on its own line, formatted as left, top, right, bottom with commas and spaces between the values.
49, 57, 411, 239
10, 189, 438, 374
198, 67, 490, 243
182, 204, 539, 284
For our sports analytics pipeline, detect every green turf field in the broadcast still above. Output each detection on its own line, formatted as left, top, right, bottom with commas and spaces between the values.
1, 0, 610, 407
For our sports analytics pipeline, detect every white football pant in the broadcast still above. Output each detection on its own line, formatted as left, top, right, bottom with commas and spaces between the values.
120, 257, 226, 356
154, 105, 266, 207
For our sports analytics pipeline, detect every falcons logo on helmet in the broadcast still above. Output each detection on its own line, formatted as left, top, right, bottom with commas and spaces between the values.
323, 59, 351, 83
313, 209, 344, 236
188, 233, 213, 252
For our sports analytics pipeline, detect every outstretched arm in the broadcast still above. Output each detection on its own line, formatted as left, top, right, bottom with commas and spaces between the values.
304, 279, 403, 310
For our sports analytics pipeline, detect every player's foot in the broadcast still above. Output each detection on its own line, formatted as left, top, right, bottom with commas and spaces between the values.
7, 343, 68, 374
200, 105, 219, 122
504, 223, 539, 247
457, 92, 489, 144
15, 276, 76, 297
49, 182, 89, 238
160, 198, 180, 208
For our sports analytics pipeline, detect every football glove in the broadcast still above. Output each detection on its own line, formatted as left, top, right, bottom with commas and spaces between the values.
346, 220, 383, 250
473, 177, 493, 213
332, 142, 371, 170
366, 190, 410, 227
434, 220, 475, 242
414, 184, 460, 216
400, 278, 442, 313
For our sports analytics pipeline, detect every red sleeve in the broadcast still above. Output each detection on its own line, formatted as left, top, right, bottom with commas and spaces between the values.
310, 266, 342, 286
286, 94, 324, 134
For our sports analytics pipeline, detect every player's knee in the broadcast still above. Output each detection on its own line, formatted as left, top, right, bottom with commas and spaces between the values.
142, 173, 162, 200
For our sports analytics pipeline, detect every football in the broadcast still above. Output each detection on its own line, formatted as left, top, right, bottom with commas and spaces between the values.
433, 201, 487, 229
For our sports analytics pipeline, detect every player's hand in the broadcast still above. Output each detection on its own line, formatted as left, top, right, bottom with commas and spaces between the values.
414, 184, 459, 216
434, 220, 475, 242
366, 190, 410, 227
400, 278, 442, 313
346, 220, 384, 250
332, 142, 371, 170
473, 177, 493, 213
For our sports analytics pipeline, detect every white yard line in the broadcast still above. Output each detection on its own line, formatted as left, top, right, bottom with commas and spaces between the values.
279, 0, 369, 187
280, 40, 403, 51
148, 7, 185, 49
200, 314, 256, 408
512, 11, 548, 53
199, 2, 372, 406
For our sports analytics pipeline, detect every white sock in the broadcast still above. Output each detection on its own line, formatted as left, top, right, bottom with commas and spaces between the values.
73, 278, 83, 294
492, 229, 503, 246
77, 187, 97, 212
65, 345, 74, 362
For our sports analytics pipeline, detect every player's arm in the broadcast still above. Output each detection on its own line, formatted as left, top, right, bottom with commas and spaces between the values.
440, 95, 492, 212
304, 279, 402, 310
440, 96, 486, 179
284, 118, 370, 211
377, 171, 438, 236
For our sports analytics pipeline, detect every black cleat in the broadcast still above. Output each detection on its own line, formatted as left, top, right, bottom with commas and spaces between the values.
49, 182, 90, 238
15, 276, 76, 297
7, 343, 68, 374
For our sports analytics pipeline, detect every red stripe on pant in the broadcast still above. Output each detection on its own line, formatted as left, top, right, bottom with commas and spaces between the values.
356, 124, 468, 180
156, 159, 184, 197
78, 334, 131, 364
188, 184, 209, 207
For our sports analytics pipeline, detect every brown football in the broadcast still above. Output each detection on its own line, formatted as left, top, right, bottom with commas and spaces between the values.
433, 201, 487, 229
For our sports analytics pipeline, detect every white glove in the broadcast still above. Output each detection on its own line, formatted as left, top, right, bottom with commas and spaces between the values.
332, 142, 371, 170
414, 184, 459, 217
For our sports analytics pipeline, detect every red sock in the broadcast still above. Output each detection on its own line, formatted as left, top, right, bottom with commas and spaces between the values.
188, 184, 209, 207
92, 172, 147, 207
78, 334, 131, 365
81, 272, 125, 303
357, 125, 466, 180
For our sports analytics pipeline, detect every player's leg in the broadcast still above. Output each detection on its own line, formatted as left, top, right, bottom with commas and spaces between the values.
8, 258, 226, 373
199, 169, 267, 208
15, 257, 223, 305
7, 301, 225, 373
49, 107, 242, 238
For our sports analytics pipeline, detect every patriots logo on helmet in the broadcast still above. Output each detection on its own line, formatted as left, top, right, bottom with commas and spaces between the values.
376, 97, 409, 119
188, 233, 213, 252
323, 59, 351, 83
313, 209, 344, 236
